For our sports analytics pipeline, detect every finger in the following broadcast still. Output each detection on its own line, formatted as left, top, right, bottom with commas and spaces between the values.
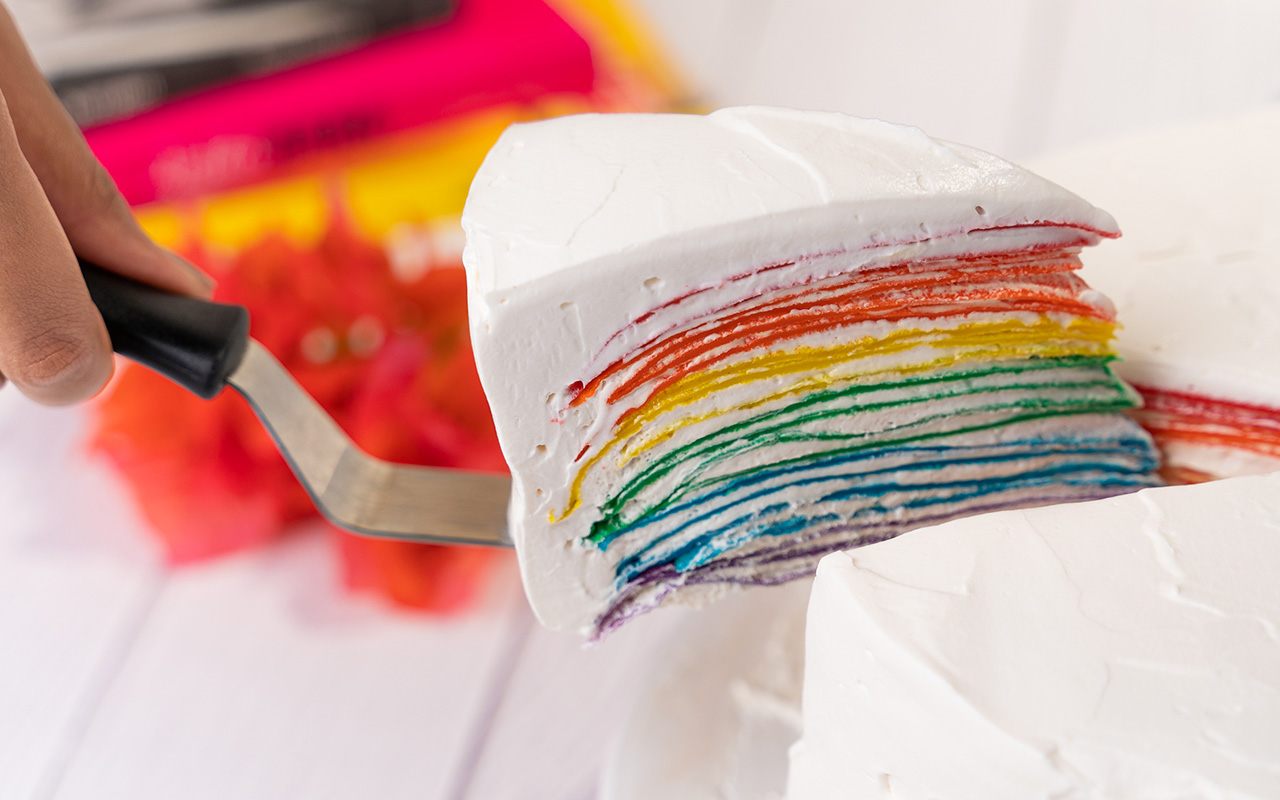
0, 6, 213, 299
0, 89, 113, 405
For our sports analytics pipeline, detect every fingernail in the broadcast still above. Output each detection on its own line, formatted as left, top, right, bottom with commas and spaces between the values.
170, 252, 217, 296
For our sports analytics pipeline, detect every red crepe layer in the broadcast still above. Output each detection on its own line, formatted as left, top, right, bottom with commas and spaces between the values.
1131, 386, 1280, 483
572, 246, 1111, 415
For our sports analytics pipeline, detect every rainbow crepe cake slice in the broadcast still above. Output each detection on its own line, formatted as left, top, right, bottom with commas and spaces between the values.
1030, 106, 1280, 483
462, 107, 1161, 637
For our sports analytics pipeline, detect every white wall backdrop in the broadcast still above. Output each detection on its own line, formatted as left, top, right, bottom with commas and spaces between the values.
634, 0, 1280, 159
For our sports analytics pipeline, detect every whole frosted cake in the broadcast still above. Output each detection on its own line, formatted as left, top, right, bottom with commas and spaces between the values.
462, 107, 1161, 636
787, 473, 1280, 798
1031, 106, 1280, 482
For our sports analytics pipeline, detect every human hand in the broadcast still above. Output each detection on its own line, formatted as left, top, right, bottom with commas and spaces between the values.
0, 3, 213, 406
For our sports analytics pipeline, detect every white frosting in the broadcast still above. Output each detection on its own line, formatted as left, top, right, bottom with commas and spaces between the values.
466, 108, 1118, 295
462, 107, 1122, 634
1161, 441, 1280, 479
788, 473, 1280, 799
1028, 105, 1280, 411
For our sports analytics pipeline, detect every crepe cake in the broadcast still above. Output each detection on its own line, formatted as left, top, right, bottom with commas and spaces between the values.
1030, 106, 1280, 483
788, 472, 1280, 799
462, 107, 1161, 637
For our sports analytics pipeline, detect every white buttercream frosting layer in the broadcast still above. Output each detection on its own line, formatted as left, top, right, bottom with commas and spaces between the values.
465, 107, 1117, 295
788, 473, 1280, 799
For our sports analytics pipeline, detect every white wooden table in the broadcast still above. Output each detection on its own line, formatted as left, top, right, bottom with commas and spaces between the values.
0, 387, 688, 800
2, 1, 1278, 797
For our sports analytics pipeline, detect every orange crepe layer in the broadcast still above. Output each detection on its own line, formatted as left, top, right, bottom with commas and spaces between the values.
1131, 385, 1280, 460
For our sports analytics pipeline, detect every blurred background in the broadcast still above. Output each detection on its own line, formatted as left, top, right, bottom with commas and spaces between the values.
639, 0, 1280, 159
0, 1, 1277, 799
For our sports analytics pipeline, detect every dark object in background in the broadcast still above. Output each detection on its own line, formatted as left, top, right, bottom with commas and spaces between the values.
65, 0, 451, 28
45, 0, 456, 126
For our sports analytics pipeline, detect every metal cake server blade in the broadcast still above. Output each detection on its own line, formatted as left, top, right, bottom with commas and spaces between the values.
81, 260, 512, 548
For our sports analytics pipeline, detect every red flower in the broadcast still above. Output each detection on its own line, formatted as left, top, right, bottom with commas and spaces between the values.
93, 219, 509, 612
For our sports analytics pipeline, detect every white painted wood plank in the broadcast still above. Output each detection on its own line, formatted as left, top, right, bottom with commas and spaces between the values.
0, 391, 162, 800
599, 582, 812, 800
47, 535, 526, 800
458, 605, 688, 800
1042, 0, 1280, 153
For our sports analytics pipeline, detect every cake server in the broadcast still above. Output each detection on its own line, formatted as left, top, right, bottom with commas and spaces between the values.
80, 260, 513, 548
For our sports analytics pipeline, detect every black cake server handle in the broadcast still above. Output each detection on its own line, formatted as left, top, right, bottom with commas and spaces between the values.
80, 259, 249, 400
